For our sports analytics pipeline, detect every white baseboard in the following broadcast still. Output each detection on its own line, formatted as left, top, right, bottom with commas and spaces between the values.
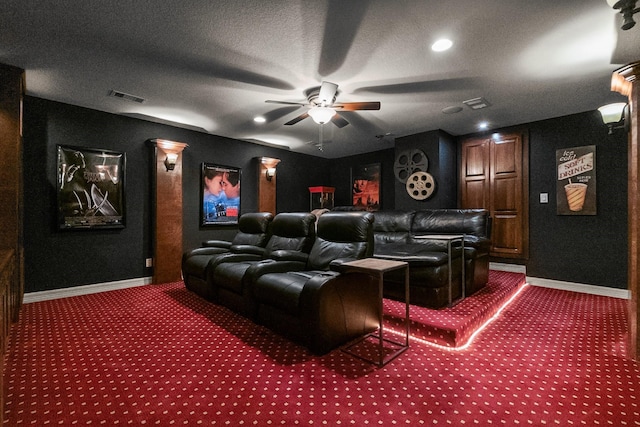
526, 276, 630, 299
490, 262, 629, 299
23, 276, 153, 304
490, 262, 527, 274
22, 268, 631, 303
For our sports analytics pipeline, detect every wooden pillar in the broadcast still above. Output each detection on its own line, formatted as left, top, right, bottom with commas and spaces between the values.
0, 64, 24, 323
257, 157, 280, 215
149, 139, 188, 284
0, 62, 24, 427
612, 61, 640, 361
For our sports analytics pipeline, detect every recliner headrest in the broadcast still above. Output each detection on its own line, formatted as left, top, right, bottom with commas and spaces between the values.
317, 211, 374, 243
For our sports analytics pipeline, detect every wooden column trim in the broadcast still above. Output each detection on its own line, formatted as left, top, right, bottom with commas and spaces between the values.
612, 61, 640, 361
257, 157, 280, 215
149, 139, 188, 284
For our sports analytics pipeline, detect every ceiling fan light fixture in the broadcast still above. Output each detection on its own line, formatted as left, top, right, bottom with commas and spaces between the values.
308, 106, 336, 124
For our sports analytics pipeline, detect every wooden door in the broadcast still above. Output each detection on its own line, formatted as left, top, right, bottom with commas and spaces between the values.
460, 132, 529, 259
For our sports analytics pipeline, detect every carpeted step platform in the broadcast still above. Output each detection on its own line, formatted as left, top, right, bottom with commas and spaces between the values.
383, 270, 526, 348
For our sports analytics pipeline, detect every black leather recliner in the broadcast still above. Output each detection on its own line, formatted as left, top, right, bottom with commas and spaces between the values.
181, 212, 273, 300
208, 212, 317, 317
247, 211, 379, 354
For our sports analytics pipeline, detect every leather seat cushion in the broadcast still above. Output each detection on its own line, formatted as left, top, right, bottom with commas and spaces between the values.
213, 262, 254, 293
182, 250, 227, 277
253, 271, 319, 316
374, 244, 450, 266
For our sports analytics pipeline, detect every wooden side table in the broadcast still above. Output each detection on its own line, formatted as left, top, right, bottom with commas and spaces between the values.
414, 234, 465, 307
340, 258, 409, 367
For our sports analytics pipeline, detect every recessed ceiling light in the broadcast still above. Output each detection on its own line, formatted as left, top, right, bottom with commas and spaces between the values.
478, 121, 489, 130
253, 116, 266, 123
431, 39, 453, 52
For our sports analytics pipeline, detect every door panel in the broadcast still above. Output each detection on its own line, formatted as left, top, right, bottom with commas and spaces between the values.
460, 132, 528, 259
461, 139, 490, 210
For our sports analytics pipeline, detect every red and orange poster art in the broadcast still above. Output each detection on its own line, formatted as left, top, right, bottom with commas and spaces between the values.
352, 163, 381, 211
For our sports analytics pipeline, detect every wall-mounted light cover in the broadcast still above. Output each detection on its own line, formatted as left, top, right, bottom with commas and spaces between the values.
598, 102, 627, 124
266, 167, 276, 181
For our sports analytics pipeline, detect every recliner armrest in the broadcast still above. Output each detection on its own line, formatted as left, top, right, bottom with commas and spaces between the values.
202, 240, 232, 249
230, 245, 266, 256
329, 257, 360, 272
245, 259, 309, 284
269, 250, 309, 263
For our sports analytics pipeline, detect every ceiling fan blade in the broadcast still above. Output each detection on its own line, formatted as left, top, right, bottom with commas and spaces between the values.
284, 112, 309, 125
265, 100, 308, 107
331, 114, 349, 128
334, 101, 381, 111
318, 81, 339, 105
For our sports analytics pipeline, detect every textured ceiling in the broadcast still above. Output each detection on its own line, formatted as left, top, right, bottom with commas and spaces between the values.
1, 0, 639, 158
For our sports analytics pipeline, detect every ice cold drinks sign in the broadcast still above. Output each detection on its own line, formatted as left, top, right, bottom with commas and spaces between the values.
556, 146, 596, 215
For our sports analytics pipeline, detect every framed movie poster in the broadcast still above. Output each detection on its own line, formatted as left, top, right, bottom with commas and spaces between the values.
57, 145, 126, 229
556, 145, 596, 215
352, 163, 381, 211
201, 163, 241, 225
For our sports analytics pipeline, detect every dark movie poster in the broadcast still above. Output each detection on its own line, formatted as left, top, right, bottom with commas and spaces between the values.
556, 145, 596, 215
57, 145, 126, 229
352, 163, 381, 211
201, 163, 241, 225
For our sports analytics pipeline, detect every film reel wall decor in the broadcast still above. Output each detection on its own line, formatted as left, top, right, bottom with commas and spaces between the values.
394, 149, 436, 200
406, 171, 436, 200
394, 149, 428, 183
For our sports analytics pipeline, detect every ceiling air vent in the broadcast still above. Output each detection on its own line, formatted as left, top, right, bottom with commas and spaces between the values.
108, 89, 145, 104
463, 97, 490, 110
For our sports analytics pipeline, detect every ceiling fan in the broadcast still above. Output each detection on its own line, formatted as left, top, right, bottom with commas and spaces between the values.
265, 81, 381, 128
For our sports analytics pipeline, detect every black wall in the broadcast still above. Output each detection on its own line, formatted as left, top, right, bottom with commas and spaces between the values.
394, 130, 457, 210
328, 147, 396, 209
524, 111, 627, 288
22, 96, 628, 293
23, 97, 329, 292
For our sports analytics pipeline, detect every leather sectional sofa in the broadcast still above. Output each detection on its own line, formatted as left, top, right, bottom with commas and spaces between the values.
368, 209, 492, 308
182, 211, 379, 354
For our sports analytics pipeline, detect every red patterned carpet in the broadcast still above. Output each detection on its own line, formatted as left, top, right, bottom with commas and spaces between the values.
4, 272, 639, 425
384, 270, 526, 347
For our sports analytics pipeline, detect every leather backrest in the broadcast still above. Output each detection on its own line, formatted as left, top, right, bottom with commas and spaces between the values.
232, 212, 274, 247
307, 211, 374, 270
372, 210, 415, 245
264, 212, 316, 255
410, 209, 490, 238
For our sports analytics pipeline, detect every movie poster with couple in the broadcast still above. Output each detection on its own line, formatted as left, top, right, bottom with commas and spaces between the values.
201, 163, 241, 225
556, 145, 596, 215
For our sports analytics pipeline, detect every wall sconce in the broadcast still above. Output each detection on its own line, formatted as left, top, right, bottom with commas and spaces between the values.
606, 0, 640, 30
150, 139, 189, 172
598, 102, 629, 134
164, 153, 178, 171
259, 157, 281, 182
266, 167, 277, 181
